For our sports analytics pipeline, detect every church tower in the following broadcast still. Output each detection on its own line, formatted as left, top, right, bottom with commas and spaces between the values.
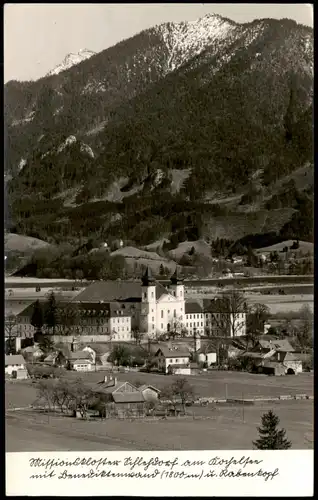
169, 267, 184, 300
140, 267, 156, 336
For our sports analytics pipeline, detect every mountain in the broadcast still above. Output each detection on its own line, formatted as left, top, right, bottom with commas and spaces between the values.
5, 14, 314, 251
46, 49, 96, 76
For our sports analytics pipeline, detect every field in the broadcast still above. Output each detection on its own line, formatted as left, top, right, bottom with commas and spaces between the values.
5, 371, 313, 452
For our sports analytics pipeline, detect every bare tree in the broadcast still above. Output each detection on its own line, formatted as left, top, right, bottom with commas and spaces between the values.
70, 379, 95, 419
208, 290, 247, 338
132, 326, 144, 345
246, 303, 271, 348
5, 310, 17, 354
162, 377, 195, 415
296, 305, 313, 349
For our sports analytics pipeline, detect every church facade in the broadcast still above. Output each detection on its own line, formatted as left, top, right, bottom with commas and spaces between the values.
139, 268, 186, 337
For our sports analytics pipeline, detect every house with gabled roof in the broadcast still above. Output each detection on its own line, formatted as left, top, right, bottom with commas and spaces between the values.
154, 345, 191, 374
5, 354, 28, 379
89, 375, 146, 417
239, 337, 303, 375
138, 384, 161, 402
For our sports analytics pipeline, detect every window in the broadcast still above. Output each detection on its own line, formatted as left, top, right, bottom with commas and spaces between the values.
152, 317, 154, 322
161, 310, 163, 318
161, 324, 163, 329
201, 322, 203, 326
197, 322, 199, 326
180, 291, 183, 297
180, 315, 183, 320
190, 315, 192, 319
190, 322, 192, 327
168, 310, 170, 314
151, 292, 154, 298
174, 310, 176, 317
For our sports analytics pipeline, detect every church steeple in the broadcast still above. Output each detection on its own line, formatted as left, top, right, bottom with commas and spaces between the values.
141, 266, 155, 286
170, 267, 183, 285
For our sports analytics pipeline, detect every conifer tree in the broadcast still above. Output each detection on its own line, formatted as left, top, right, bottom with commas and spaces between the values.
30, 300, 44, 333
44, 291, 58, 335
253, 410, 292, 450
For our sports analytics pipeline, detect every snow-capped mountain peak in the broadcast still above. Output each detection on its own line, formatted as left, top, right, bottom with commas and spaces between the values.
47, 49, 96, 76
154, 14, 237, 73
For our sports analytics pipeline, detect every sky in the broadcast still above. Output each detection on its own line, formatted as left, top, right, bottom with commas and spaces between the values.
4, 3, 313, 83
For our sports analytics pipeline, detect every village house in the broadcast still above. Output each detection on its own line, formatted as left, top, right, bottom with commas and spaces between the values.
138, 384, 161, 402
69, 351, 95, 372
43, 351, 68, 368
154, 345, 191, 375
5, 354, 28, 379
90, 376, 146, 418
240, 338, 303, 375
196, 344, 217, 366
21, 345, 45, 362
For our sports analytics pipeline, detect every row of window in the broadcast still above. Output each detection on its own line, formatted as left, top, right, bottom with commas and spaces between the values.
161, 309, 178, 318
167, 358, 188, 364
185, 313, 245, 319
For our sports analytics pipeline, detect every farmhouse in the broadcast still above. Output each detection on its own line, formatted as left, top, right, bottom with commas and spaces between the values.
90, 376, 146, 417
240, 338, 303, 375
69, 351, 94, 372
154, 345, 191, 374
5, 354, 28, 379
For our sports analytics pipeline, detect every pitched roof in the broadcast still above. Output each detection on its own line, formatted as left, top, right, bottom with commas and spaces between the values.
258, 339, 295, 352
17, 302, 48, 318
69, 350, 93, 360
139, 384, 161, 393
43, 353, 58, 362
185, 300, 203, 314
5, 354, 25, 365
90, 380, 138, 395
280, 352, 299, 362
73, 281, 142, 303
203, 297, 246, 313
22, 345, 44, 354
156, 282, 171, 300
197, 344, 217, 355
155, 346, 190, 358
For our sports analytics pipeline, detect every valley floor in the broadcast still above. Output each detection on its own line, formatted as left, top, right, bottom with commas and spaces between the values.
6, 399, 313, 452
5, 372, 313, 452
